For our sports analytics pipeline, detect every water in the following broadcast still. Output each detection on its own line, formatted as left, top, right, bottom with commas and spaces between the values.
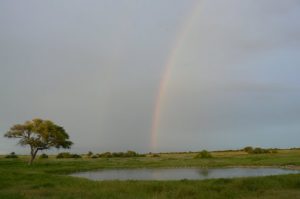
70, 167, 300, 181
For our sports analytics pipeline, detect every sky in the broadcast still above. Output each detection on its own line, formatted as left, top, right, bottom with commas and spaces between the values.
1, 0, 300, 154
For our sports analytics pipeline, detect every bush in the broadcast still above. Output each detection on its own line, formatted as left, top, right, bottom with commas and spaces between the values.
244, 146, 254, 153
195, 150, 212, 159
70, 154, 81, 158
39, 153, 48, 159
91, 155, 99, 159
126, 150, 138, 157
56, 152, 81, 159
87, 151, 93, 157
243, 146, 275, 154
98, 151, 143, 158
56, 152, 71, 159
112, 152, 125, 157
99, 152, 113, 158
151, 154, 160, 157
252, 148, 263, 154
5, 152, 18, 159
255, 148, 271, 154
270, 149, 278, 154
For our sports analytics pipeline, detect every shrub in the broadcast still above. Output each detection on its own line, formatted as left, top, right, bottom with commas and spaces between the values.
244, 147, 275, 154
5, 152, 18, 159
56, 152, 81, 159
253, 148, 262, 154
244, 146, 254, 153
126, 150, 138, 157
270, 149, 278, 154
70, 154, 81, 158
99, 152, 113, 158
91, 155, 99, 159
87, 151, 93, 157
56, 152, 71, 159
195, 150, 212, 159
39, 153, 48, 159
98, 151, 143, 158
112, 152, 125, 157
253, 148, 270, 154
151, 154, 160, 157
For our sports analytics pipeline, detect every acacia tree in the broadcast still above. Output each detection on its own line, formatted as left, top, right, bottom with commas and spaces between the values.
4, 118, 73, 165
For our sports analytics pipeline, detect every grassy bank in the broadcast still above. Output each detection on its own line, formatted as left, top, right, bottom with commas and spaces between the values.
1, 149, 300, 198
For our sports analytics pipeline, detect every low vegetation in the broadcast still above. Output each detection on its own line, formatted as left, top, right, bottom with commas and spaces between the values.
39, 153, 48, 159
243, 146, 278, 154
87, 151, 93, 157
96, 150, 145, 158
56, 152, 81, 159
195, 150, 213, 159
151, 153, 161, 157
5, 152, 18, 159
1, 149, 300, 198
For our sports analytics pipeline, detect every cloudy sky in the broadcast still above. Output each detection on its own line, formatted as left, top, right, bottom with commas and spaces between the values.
1, 0, 300, 154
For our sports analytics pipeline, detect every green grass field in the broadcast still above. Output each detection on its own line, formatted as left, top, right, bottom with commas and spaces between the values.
1, 149, 300, 199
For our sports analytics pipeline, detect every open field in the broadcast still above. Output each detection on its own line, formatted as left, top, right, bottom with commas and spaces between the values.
1, 149, 300, 198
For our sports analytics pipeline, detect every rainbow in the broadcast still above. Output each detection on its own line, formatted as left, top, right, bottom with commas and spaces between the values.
151, 1, 203, 151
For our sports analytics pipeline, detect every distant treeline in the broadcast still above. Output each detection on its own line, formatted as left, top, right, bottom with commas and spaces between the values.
4, 147, 300, 159
55, 151, 145, 159
243, 146, 278, 154
89, 151, 145, 158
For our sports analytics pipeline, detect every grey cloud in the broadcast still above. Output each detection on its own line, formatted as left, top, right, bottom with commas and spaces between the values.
1, 0, 300, 154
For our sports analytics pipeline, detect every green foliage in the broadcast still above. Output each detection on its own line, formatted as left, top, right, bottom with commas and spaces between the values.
56, 152, 70, 158
244, 147, 278, 154
87, 151, 93, 157
99, 152, 113, 158
56, 152, 81, 159
5, 152, 18, 159
195, 150, 213, 159
71, 154, 81, 159
39, 154, 48, 159
253, 148, 270, 154
126, 150, 138, 157
244, 146, 254, 153
98, 151, 144, 158
4, 118, 73, 164
4, 119, 73, 150
91, 155, 99, 159
112, 152, 125, 157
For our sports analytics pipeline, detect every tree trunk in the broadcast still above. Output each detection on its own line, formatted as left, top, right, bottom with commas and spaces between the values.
28, 148, 38, 165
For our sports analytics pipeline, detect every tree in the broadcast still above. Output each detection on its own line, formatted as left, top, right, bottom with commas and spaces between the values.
87, 151, 93, 157
4, 118, 73, 165
244, 146, 254, 153
194, 150, 213, 159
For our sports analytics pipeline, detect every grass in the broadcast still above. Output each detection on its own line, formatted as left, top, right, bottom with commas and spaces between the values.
1, 149, 300, 198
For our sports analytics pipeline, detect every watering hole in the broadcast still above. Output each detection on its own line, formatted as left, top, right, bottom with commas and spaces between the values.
70, 167, 300, 181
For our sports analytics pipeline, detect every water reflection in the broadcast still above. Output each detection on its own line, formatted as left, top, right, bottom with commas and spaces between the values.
198, 168, 210, 177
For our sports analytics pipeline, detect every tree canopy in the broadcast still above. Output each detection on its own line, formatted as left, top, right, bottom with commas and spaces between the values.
4, 118, 73, 165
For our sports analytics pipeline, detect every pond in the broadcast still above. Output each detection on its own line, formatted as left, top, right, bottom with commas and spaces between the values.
70, 167, 300, 181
